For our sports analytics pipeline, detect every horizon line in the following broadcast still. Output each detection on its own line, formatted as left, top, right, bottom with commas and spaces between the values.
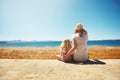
0, 39, 120, 42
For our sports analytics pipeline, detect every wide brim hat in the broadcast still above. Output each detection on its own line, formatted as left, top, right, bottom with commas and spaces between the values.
74, 23, 83, 31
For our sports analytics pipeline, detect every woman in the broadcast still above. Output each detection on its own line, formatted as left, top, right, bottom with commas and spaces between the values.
62, 23, 88, 62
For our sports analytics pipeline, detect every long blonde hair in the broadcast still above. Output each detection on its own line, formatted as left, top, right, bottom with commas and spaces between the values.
60, 39, 71, 53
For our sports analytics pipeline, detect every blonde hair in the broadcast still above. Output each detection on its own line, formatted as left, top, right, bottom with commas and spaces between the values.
74, 28, 87, 34
60, 39, 71, 54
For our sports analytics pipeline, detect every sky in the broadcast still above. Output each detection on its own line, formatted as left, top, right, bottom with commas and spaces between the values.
0, 0, 120, 41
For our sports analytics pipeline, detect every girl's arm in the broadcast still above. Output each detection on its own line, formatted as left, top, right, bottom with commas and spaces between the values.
63, 38, 77, 61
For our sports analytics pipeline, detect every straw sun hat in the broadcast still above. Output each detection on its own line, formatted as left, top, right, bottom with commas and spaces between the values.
74, 23, 83, 31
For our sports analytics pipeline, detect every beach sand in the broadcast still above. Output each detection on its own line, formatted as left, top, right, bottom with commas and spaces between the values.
0, 46, 120, 59
0, 46, 120, 80
0, 59, 120, 80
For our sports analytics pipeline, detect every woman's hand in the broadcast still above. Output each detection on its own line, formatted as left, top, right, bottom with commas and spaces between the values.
63, 54, 72, 62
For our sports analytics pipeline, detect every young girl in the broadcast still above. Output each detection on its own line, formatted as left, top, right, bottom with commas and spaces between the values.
58, 39, 72, 61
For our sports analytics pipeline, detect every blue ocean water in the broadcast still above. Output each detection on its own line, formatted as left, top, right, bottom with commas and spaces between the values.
0, 40, 120, 47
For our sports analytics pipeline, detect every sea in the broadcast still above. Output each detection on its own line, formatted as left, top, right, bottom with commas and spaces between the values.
0, 40, 120, 47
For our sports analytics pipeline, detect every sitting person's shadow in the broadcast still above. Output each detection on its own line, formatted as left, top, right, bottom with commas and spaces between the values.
66, 59, 106, 65
82, 59, 106, 65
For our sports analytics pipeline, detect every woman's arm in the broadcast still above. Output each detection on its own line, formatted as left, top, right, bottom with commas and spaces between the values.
63, 38, 77, 61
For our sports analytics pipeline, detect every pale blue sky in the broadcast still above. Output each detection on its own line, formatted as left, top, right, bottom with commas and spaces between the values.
0, 0, 120, 41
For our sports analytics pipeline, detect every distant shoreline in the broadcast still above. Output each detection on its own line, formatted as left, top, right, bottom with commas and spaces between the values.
0, 41, 7, 43
0, 39, 120, 42
0, 40, 120, 47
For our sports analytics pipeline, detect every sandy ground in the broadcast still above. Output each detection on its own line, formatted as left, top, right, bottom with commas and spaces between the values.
0, 46, 120, 59
0, 59, 120, 80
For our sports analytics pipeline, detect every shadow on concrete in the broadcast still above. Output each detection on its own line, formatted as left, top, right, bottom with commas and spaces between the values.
65, 59, 106, 65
